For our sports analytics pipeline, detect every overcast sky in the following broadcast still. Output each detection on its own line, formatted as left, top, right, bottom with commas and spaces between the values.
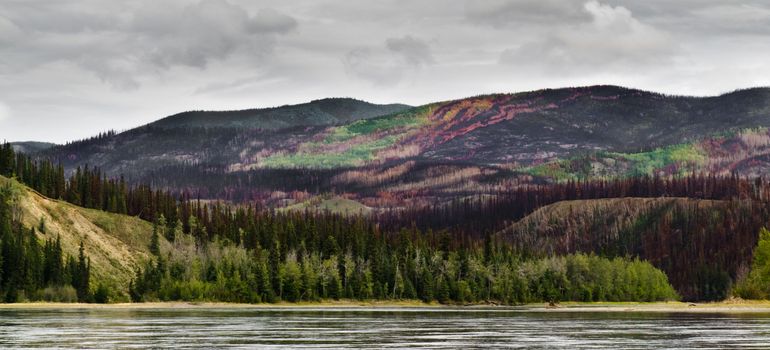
2, 0, 770, 143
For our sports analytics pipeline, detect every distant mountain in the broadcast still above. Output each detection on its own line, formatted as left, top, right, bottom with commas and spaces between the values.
149, 97, 410, 130
11, 141, 56, 154
40, 98, 410, 178
37, 85, 770, 206
251, 85, 770, 168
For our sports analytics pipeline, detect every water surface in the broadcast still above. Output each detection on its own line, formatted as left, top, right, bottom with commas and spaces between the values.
1, 307, 769, 349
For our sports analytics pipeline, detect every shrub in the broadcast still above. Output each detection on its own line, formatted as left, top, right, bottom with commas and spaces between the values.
93, 284, 110, 303
39, 286, 78, 303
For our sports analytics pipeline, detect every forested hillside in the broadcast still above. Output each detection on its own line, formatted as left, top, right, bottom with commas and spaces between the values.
0, 161, 680, 304
6, 85, 770, 304
37, 98, 409, 179
0, 175, 159, 302
498, 198, 764, 300
5, 141, 770, 302
29, 86, 770, 211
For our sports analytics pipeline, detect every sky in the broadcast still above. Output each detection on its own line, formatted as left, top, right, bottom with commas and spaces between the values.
2, 0, 770, 143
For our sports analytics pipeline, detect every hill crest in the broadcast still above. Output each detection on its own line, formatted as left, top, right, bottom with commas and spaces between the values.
148, 97, 411, 130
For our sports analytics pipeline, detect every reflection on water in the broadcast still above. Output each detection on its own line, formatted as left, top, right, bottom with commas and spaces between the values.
1, 307, 770, 349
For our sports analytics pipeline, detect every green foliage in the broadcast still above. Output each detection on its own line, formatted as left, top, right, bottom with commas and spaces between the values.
735, 228, 770, 299
0, 183, 101, 303
522, 160, 581, 182
522, 254, 678, 303
324, 106, 430, 143
93, 283, 110, 303
261, 136, 400, 169
150, 217, 162, 257
522, 142, 708, 182
38, 285, 78, 302
74, 242, 91, 302
694, 266, 731, 302
129, 223, 678, 304
260, 106, 431, 169
616, 143, 706, 177
280, 197, 371, 215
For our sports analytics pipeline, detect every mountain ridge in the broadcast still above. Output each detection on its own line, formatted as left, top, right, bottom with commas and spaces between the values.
33, 85, 770, 207
148, 97, 411, 130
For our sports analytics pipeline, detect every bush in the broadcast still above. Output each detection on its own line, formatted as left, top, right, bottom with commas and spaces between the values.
734, 228, 770, 299
38, 286, 78, 303
93, 284, 110, 303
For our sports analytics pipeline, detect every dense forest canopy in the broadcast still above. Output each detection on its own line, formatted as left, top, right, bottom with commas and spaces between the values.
2, 142, 770, 302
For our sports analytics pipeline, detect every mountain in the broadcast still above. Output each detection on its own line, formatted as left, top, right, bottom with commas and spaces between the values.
244, 85, 770, 168
40, 98, 410, 179
149, 97, 411, 130
37, 85, 770, 207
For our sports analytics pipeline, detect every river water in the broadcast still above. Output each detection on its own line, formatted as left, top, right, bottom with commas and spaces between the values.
1, 307, 769, 349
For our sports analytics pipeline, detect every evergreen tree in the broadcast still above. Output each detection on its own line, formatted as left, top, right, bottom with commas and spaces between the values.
75, 242, 91, 302
150, 222, 161, 257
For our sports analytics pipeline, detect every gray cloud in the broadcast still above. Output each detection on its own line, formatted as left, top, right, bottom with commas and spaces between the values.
344, 36, 434, 86
0, 101, 9, 122
0, 15, 22, 44
2, 0, 770, 143
131, 0, 294, 70
465, 0, 589, 27
343, 48, 405, 86
0, 0, 297, 89
499, 1, 674, 71
248, 8, 298, 33
386, 36, 435, 66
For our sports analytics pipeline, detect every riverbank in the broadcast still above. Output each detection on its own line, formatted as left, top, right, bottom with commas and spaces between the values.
549, 300, 770, 313
3, 299, 770, 313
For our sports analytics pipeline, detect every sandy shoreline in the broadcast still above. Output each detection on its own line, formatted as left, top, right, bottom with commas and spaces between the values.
2, 300, 770, 313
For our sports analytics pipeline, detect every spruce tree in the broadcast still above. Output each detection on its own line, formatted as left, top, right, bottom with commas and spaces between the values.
76, 242, 90, 302
150, 222, 161, 257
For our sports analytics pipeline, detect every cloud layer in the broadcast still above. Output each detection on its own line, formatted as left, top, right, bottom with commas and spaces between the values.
500, 1, 674, 71
1, 0, 296, 89
343, 36, 434, 86
2, 0, 770, 143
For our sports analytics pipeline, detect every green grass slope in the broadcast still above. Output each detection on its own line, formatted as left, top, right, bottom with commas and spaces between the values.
0, 176, 163, 299
280, 196, 372, 215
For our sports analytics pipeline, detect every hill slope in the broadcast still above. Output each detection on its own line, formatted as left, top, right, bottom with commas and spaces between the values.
0, 175, 159, 299
253, 86, 770, 168
41, 98, 410, 178
36, 86, 770, 207
497, 197, 765, 300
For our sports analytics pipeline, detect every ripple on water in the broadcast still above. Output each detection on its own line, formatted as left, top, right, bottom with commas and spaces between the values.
1, 309, 770, 349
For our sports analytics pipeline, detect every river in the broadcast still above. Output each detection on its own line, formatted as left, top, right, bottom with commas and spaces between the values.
1, 307, 769, 349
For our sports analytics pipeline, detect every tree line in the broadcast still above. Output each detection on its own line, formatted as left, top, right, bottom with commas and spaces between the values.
3, 142, 769, 301
130, 217, 677, 304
